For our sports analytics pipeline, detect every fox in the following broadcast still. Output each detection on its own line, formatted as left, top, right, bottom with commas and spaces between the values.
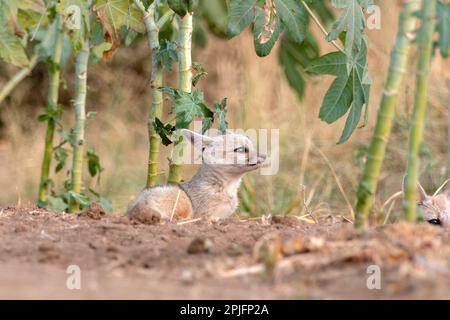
127, 129, 267, 221
416, 183, 450, 228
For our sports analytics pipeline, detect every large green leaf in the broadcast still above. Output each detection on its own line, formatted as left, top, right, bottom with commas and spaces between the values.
214, 97, 228, 133
0, 0, 46, 27
327, 0, 372, 58
319, 73, 353, 124
273, 0, 308, 43
93, 0, 145, 35
436, 1, 449, 57
253, 6, 284, 57
0, 28, 29, 67
227, 0, 257, 38
317, 37, 371, 143
305, 51, 347, 76
174, 91, 210, 128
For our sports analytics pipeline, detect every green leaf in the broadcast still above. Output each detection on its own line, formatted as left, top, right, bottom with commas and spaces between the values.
157, 39, 178, 71
48, 196, 69, 212
99, 197, 113, 213
55, 147, 68, 173
154, 117, 176, 146
273, 0, 308, 43
318, 37, 371, 143
168, 0, 198, 16
227, 0, 257, 38
214, 97, 228, 133
436, 1, 449, 57
319, 73, 353, 124
202, 117, 213, 134
253, 6, 284, 57
192, 61, 207, 86
69, 191, 90, 207
0, 28, 29, 67
91, 42, 112, 62
327, 0, 372, 58
174, 91, 207, 128
305, 51, 347, 76
87, 149, 102, 177
93, 0, 145, 36
338, 98, 362, 144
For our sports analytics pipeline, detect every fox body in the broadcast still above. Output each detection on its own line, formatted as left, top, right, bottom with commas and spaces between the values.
416, 184, 450, 228
127, 129, 266, 221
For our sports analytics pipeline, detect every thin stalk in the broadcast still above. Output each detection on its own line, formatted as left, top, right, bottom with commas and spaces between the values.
403, 0, 437, 222
300, 0, 345, 53
37, 16, 64, 207
0, 53, 38, 105
355, 0, 421, 228
134, 0, 165, 187
448, 80, 450, 178
70, 40, 90, 213
168, 13, 193, 184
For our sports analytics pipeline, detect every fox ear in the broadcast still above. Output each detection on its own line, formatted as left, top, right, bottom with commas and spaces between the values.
417, 183, 428, 202
402, 176, 428, 203
181, 129, 213, 150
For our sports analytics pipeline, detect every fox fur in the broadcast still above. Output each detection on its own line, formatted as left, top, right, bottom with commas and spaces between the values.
127, 129, 267, 221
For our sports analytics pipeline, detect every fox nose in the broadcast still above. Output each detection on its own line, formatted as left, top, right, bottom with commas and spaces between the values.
258, 154, 267, 163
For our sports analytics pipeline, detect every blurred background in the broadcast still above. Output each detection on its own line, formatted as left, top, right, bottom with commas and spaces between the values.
0, 1, 448, 221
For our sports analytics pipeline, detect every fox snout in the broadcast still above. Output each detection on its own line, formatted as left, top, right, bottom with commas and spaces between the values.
249, 153, 267, 166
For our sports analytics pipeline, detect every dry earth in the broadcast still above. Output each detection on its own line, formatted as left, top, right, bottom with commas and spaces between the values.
0, 206, 449, 299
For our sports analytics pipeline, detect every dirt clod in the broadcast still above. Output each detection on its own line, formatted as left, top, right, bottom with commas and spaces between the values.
79, 203, 106, 220
187, 237, 213, 254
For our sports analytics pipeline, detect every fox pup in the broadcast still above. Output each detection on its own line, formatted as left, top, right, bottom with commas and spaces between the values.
127, 129, 267, 221
416, 183, 450, 228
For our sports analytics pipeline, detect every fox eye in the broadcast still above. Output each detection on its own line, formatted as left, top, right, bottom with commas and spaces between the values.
428, 219, 441, 226
234, 146, 248, 153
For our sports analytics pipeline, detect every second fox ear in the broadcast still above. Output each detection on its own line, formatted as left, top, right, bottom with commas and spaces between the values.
181, 129, 214, 150
417, 183, 428, 203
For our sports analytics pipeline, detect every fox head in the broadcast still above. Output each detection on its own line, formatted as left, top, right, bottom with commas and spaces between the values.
416, 184, 450, 228
181, 129, 267, 175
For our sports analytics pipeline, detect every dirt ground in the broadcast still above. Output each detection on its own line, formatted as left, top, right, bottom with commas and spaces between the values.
0, 206, 449, 300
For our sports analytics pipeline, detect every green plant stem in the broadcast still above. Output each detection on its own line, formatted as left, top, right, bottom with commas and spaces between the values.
168, 13, 193, 184
300, 0, 345, 53
403, 0, 437, 222
355, 0, 421, 228
38, 17, 64, 207
448, 80, 450, 178
70, 41, 90, 213
0, 53, 38, 105
134, 0, 165, 187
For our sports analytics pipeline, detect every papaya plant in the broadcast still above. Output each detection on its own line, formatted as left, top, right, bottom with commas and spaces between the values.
403, 0, 438, 222
355, 0, 449, 228
133, 0, 174, 187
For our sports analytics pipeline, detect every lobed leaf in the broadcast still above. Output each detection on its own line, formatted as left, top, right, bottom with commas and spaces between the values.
227, 0, 257, 38
273, 0, 308, 44
0, 28, 29, 67
253, 6, 284, 57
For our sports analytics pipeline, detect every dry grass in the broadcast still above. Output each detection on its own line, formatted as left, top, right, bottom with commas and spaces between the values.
0, 2, 448, 220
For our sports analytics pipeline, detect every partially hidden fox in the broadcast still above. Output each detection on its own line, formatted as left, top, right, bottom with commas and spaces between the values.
415, 183, 450, 228
127, 129, 267, 221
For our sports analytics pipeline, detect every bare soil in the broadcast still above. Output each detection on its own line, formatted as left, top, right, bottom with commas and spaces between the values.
0, 206, 449, 299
